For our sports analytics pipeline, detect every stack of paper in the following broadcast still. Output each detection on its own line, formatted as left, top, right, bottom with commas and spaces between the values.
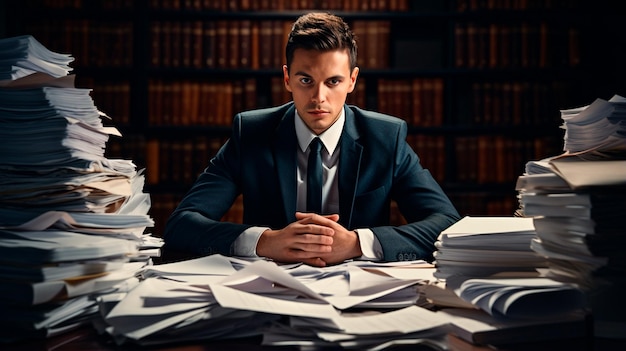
445, 276, 587, 320
432, 216, 547, 280
94, 254, 449, 349
559, 94, 626, 159
429, 216, 588, 341
516, 155, 626, 338
0, 35, 161, 342
0, 35, 73, 82
515, 94, 626, 337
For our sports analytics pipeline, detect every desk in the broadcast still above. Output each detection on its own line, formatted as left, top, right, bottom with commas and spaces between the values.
4, 250, 626, 351
6, 323, 626, 351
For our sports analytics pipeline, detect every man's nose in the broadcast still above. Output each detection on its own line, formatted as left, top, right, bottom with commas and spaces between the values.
311, 84, 326, 103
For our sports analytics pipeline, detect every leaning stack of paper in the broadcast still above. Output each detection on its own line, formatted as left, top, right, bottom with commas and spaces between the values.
515, 156, 626, 338
0, 35, 73, 83
432, 216, 547, 280
514, 94, 626, 338
0, 35, 161, 342
559, 94, 626, 159
516, 158, 625, 288
94, 254, 449, 348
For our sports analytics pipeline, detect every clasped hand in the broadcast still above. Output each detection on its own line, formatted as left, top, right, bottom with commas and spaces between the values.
256, 212, 362, 267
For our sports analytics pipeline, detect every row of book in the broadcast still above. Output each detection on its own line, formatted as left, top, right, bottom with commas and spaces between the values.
456, 0, 581, 11
89, 77, 567, 129
454, 22, 580, 68
19, 12, 581, 71
150, 19, 390, 70
377, 78, 444, 127
28, 0, 580, 12
144, 137, 228, 185
465, 80, 566, 126
19, 20, 133, 68
145, 77, 444, 127
147, 79, 257, 126
454, 135, 557, 184
19, 0, 133, 9
87, 76, 567, 129
151, 0, 412, 11
145, 76, 355, 127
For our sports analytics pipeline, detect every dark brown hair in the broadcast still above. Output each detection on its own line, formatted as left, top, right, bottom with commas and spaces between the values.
285, 12, 358, 72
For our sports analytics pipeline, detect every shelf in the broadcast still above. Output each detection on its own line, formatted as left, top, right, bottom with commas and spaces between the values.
4, 0, 618, 234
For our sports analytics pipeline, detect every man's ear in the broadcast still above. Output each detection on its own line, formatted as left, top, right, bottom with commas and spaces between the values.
283, 65, 292, 92
348, 67, 359, 93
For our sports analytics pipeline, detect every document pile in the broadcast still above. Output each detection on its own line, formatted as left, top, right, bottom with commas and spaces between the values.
0, 35, 161, 342
432, 216, 547, 280
431, 217, 587, 320
559, 94, 626, 159
0, 34, 72, 83
95, 254, 451, 349
515, 94, 626, 338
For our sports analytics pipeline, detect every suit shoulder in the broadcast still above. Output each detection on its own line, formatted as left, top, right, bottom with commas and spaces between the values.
347, 105, 406, 130
231, 102, 294, 142
238, 102, 293, 121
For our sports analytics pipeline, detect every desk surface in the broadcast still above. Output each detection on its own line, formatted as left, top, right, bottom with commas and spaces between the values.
6, 324, 626, 351
5, 251, 626, 351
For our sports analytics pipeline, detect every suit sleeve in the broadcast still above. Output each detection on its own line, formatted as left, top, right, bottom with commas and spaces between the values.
163, 114, 252, 256
372, 122, 461, 262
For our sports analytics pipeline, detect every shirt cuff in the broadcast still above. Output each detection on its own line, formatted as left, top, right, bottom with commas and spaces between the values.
355, 228, 383, 260
233, 226, 269, 257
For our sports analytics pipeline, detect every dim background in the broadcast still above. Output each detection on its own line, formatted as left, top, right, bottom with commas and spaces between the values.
2, 0, 625, 237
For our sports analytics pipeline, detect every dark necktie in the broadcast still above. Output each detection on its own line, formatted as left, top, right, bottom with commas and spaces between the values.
307, 137, 323, 213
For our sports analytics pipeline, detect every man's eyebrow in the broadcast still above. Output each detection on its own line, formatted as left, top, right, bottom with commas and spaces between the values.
325, 75, 345, 81
293, 71, 345, 81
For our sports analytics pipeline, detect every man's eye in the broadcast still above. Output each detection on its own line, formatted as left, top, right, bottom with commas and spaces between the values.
300, 78, 311, 84
328, 79, 340, 86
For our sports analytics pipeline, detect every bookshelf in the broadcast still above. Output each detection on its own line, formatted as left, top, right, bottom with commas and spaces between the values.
3, 0, 625, 237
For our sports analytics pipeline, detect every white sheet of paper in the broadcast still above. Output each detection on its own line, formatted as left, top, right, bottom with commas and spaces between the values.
141, 254, 237, 277
220, 259, 325, 300
550, 158, 626, 188
209, 283, 339, 318
329, 305, 449, 335
323, 266, 421, 310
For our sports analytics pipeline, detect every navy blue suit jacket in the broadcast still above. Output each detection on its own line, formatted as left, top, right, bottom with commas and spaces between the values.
164, 102, 460, 262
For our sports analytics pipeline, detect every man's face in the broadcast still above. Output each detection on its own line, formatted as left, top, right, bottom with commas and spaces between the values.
283, 48, 359, 135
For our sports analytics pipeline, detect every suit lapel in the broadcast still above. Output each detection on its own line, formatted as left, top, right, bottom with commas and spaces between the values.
338, 107, 363, 229
273, 105, 298, 222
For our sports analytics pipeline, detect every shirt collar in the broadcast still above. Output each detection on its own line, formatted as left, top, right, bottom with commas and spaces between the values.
295, 107, 345, 155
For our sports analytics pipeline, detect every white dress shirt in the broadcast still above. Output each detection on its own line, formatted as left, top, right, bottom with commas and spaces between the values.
233, 109, 383, 260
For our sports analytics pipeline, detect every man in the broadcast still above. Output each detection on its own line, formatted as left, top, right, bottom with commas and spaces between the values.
163, 12, 460, 267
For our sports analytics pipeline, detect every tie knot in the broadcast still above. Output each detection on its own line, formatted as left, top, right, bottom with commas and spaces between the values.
310, 137, 322, 154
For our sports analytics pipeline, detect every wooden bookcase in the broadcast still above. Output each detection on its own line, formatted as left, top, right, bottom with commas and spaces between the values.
3, 0, 625, 237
